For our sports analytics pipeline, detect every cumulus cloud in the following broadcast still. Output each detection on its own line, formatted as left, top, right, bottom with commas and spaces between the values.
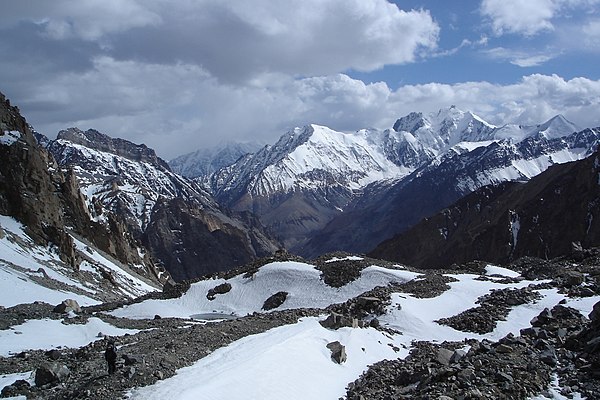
480, 0, 600, 36
481, 0, 557, 36
2, 0, 439, 83
11, 54, 600, 159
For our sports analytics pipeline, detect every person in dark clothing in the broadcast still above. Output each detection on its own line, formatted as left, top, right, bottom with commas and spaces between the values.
105, 341, 117, 375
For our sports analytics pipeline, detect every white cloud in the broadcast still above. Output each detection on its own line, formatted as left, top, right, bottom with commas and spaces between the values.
481, 0, 557, 36
1, 0, 439, 82
480, 0, 600, 36
0, 0, 161, 40
13, 55, 600, 159
483, 47, 558, 66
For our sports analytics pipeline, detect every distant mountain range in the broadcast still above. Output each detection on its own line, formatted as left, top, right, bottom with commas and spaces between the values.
188, 106, 596, 257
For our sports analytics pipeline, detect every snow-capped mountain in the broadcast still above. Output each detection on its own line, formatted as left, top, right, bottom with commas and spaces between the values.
46, 128, 279, 281
301, 126, 599, 257
207, 124, 419, 250
207, 107, 595, 255
49, 128, 217, 234
169, 141, 262, 178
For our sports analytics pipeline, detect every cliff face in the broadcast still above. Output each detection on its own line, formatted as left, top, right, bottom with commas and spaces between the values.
0, 92, 80, 266
0, 91, 169, 285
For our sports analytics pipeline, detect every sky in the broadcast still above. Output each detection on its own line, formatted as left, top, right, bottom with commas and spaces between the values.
1, 0, 599, 159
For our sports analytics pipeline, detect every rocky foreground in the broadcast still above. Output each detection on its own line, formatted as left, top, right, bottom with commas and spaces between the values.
1, 250, 600, 399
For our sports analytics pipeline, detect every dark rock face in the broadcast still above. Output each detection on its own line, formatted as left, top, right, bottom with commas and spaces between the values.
370, 146, 600, 268
0, 91, 168, 288
262, 291, 288, 311
143, 197, 276, 281
0, 92, 76, 265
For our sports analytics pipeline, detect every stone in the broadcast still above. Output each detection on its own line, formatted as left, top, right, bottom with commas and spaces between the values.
1, 379, 30, 398
45, 349, 61, 360
262, 291, 288, 311
495, 344, 513, 354
34, 363, 70, 386
123, 354, 139, 366
450, 349, 467, 363
496, 371, 514, 383
124, 366, 136, 379
206, 283, 232, 301
320, 312, 353, 330
589, 301, 600, 322
436, 348, 454, 366
327, 341, 347, 364
53, 299, 81, 314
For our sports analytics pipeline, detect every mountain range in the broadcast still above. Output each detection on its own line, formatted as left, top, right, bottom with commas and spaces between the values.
2, 90, 600, 400
192, 106, 596, 257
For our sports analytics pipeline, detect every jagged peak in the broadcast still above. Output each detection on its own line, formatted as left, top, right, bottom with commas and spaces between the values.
57, 127, 170, 170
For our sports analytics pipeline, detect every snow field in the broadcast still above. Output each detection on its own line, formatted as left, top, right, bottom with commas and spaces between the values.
125, 267, 600, 400
111, 262, 421, 319
128, 317, 405, 400
0, 317, 139, 357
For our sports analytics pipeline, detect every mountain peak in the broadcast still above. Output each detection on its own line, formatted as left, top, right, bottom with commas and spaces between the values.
392, 107, 496, 153
57, 127, 170, 170
535, 114, 580, 139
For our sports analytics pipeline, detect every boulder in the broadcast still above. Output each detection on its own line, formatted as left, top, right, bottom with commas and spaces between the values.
262, 291, 288, 311
52, 299, 81, 314
327, 341, 347, 364
206, 282, 232, 300
34, 362, 70, 386
436, 348, 454, 366
320, 312, 354, 330
1, 379, 30, 397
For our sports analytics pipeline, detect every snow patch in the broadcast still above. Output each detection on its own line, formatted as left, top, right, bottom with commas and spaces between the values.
0, 317, 139, 356
0, 130, 21, 146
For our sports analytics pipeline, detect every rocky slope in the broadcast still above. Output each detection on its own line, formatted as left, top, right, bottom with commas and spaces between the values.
370, 141, 600, 267
0, 91, 167, 287
46, 128, 279, 281
1, 248, 599, 399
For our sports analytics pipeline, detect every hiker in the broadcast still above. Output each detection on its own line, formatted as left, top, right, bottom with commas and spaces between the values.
105, 341, 117, 375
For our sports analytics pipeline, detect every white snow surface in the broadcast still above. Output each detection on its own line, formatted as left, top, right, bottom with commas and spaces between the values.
485, 264, 522, 278
129, 318, 404, 400
0, 215, 157, 307
111, 262, 421, 319
127, 265, 600, 400
0, 216, 99, 307
0, 317, 138, 356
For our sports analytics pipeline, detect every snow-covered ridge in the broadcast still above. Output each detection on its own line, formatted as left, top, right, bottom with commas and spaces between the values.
0, 214, 158, 308
210, 107, 585, 200
48, 138, 215, 231
211, 124, 415, 197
